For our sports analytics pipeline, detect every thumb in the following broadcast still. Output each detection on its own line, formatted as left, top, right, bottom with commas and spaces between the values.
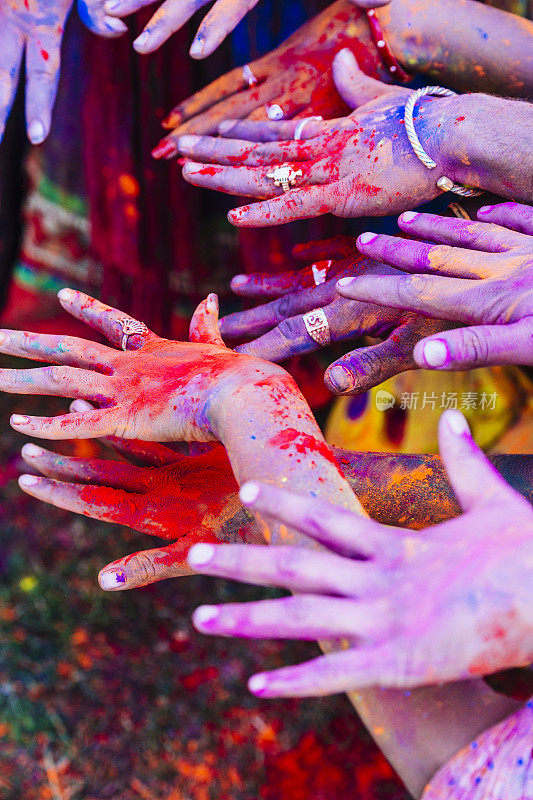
332, 48, 395, 109
99, 540, 197, 591
189, 293, 226, 346
414, 318, 533, 371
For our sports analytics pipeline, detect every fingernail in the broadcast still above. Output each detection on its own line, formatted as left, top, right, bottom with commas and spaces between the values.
28, 121, 45, 145
178, 135, 200, 150
189, 37, 205, 57
239, 482, 260, 504
444, 409, 470, 436
327, 365, 352, 393
133, 30, 150, 51
335, 47, 356, 66
57, 288, 74, 301
357, 232, 378, 245
206, 293, 218, 313
422, 339, 448, 367
188, 544, 215, 567
248, 674, 268, 694
151, 139, 177, 159
400, 211, 419, 223
193, 605, 219, 626
267, 104, 284, 121
218, 121, 234, 134
183, 162, 209, 175
104, 0, 121, 10
70, 399, 92, 413
11, 415, 30, 426
21, 443, 44, 458
105, 16, 127, 32
231, 275, 248, 287
477, 205, 493, 215
99, 570, 127, 590
336, 277, 355, 288
18, 474, 40, 488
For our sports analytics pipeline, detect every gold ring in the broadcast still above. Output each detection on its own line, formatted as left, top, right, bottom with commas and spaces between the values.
303, 308, 331, 347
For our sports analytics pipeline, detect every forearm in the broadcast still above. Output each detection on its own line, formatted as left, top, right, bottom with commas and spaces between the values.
382, 0, 533, 98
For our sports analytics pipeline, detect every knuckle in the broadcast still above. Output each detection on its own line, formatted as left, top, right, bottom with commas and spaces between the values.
275, 548, 306, 582
396, 275, 428, 306
277, 316, 303, 345
285, 595, 315, 626
46, 366, 66, 387
455, 327, 490, 364
427, 244, 456, 271
128, 553, 157, 583
276, 294, 294, 321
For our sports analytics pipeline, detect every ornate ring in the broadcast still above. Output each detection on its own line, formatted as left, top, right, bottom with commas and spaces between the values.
293, 116, 323, 141
311, 260, 331, 286
242, 64, 257, 87
119, 318, 149, 351
303, 308, 331, 347
266, 164, 303, 193
267, 104, 284, 121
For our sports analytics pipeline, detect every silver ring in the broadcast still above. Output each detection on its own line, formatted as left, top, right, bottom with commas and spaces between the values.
267, 104, 284, 121
293, 116, 323, 141
119, 318, 149, 351
266, 164, 303, 193
242, 64, 257, 87
303, 308, 331, 347
311, 260, 331, 286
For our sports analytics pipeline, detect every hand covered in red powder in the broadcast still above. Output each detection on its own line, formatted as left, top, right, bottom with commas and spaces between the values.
152, 1, 388, 155
176, 49, 465, 226
189, 410, 533, 694
0, 289, 275, 442
221, 236, 450, 394
338, 202, 533, 370
18, 413, 257, 589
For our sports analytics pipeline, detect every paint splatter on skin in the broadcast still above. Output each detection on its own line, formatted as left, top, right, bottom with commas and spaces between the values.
339, 202, 533, 371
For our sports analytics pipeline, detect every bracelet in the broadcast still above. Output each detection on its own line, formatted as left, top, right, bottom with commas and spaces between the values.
366, 9, 412, 84
404, 86, 483, 198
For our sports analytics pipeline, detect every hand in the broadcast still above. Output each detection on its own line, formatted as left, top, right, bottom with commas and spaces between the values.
175, 49, 464, 227
221, 237, 450, 394
0, 289, 271, 441
188, 409, 533, 695
77, 0, 128, 36
152, 2, 389, 156
337, 202, 533, 370
18, 405, 255, 590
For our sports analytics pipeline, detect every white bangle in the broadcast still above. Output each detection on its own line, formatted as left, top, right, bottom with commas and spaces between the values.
404, 86, 483, 198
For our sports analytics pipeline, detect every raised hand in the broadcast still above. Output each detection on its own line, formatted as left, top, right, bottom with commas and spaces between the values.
152, 2, 389, 156
0, 289, 277, 441
221, 238, 450, 394
188, 409, 533, 695
337, 202, 533, 370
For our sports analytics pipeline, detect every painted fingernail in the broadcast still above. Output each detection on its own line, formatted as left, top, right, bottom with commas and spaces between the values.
239, 482, 260, 504
422, 339, 448, 367
105, 16, 127, 32
326, 365, 352, 393
267, 104, 284, 121
28, 121, 45, 145
189, 37, 205, 57
151, 139, 177, 159
193, 605, 219, 626
231, 275, 248, 287
21, 443, 44, 458
188, 544, 215, 567
178, 135, 200, 151
11, 415, 30, 426
477, 205, 493, 215
70, 399, 92, 413
99, 570, 127, 590
18, 474, 40, 488
218, 121, 235, 134
57, 288, 74, 301
133, 30, 150, 51
248, 674, 268, 694
400, 211, 419, 223
336, 277, 355, 288
357, 232, 378, 245
444, 409, 470, 436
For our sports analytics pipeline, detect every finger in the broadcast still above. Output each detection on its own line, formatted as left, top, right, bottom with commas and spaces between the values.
355, 232, 496, 279
21, 444, 149, 492
218, 117, 327, 142
230, 261, 337, 298
228, 185, 335, 227
191, 0, 259, 59
238, 481, 389, 558
0, 29, 23, 144
69, 399, 179, 466
437, 410, 520, 510
10, 407, 124, 440
292, 236, 356, 262
103, 0, 159, 16
188, 543, 384, 596
397, 210, 530, 252
0, 329, 117, 366
182, 158, 332, 197
413, 318, 533, 372
0, 365, 111, 401
477, 201, 533, 236
332, 48, 401, 110
57, 288, 155, 350
350, 0, 391, 6
77, 0, 128, 36
192, 595, 389, 641
179, 132, 338, 167
189, 294, 225, 346
25, 36, 63, 145
99, 540, 199, 590
132, 0, 211, 54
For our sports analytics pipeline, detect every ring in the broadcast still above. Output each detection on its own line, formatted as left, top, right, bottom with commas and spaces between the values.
303, 308, 331, 347
293, 116, 323, 141
242, 64, 257, 87
311, 260, 331, 286
266, 164, 303, 192
119, 318, 149, 351
267, 104, 284, 121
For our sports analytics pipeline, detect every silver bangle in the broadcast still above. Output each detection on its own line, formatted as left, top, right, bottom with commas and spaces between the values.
404, 86, 483, 198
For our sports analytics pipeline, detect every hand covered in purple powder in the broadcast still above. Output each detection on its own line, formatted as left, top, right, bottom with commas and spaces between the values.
188, 409, 533, 696
337, 202, 533, 370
